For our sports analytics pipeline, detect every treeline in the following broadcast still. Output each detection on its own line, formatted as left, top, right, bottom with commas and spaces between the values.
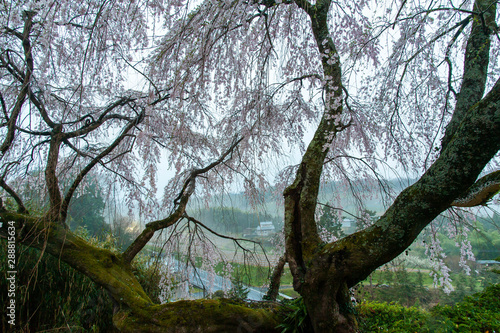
191, 207, 281, 234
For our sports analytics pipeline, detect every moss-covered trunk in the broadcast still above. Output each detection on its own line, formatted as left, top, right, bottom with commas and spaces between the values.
301, 257, 358, 332
282, 0, 499, 331
0, 213, 281, 332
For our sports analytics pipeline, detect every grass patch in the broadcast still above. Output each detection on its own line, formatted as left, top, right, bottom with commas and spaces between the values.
279, 288, 300, 298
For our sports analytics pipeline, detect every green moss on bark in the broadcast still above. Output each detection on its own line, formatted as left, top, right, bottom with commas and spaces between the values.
114, 299, 282, 333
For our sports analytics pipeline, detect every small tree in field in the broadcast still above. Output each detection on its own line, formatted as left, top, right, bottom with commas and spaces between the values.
1, 0, 499, 332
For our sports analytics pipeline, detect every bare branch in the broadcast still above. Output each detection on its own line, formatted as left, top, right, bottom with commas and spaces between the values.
65, 96, 137, 138
122, 136, 243, 263
60, 111, 145, 222
0, 51, 58, 129
184, 214, 264, 251
0, 177, 27, 213
14, 126, 52, 136
27, 88, 57, 128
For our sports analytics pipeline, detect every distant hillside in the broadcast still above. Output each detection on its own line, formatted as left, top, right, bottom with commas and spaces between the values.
189, 178, 417, 222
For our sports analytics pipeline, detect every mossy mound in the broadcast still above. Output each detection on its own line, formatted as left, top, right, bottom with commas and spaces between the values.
114, 298, 282, 333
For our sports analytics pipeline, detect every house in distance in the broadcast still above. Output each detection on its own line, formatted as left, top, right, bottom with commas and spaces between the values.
256, 221, 276, 236
243, 221, 276, 238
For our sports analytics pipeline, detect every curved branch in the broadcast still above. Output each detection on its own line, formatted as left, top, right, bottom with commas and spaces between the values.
321, 75, 500, 288
0, 11, 35, 155
0, 178, 27, 213
0, 210, 154, 312
60, 111, 145, 222
122, 136, 243, 263
0, 50, 57, 129
451, 170, 500, 207
65, 96, 137, 139
27, 88, 57, 128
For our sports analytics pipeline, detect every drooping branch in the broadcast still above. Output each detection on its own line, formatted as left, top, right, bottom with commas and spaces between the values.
441, 0, 497, 150
122, 136, 243, 263
184, 214, 265, 254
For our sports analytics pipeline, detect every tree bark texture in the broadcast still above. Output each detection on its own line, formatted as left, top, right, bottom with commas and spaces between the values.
283, 0, 499, 331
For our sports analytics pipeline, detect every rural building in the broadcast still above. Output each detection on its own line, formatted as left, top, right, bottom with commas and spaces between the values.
255, 221, 275, 236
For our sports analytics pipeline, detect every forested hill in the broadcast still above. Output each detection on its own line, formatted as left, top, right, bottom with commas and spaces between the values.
190, 178, 418, 219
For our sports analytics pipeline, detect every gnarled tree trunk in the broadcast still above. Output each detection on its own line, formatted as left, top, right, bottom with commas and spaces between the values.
283, 0, 499, 331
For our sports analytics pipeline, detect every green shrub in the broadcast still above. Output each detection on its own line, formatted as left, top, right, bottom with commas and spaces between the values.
430, 283, 500, 332
357, 283, 500, 332
277, 297, 313, 333
357, 301, 429, 332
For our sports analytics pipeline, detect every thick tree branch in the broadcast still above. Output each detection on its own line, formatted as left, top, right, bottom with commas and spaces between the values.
0, 208, 281, 332
122, 136, 243, 263
441, 0, 497, 150
322, 76, 500, 288
284, 0, 343, 288
0, 211, 153, 311
45, 124, 64, 222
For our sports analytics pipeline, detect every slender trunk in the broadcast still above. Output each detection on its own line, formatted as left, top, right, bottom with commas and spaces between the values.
265, 255, 286, 301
